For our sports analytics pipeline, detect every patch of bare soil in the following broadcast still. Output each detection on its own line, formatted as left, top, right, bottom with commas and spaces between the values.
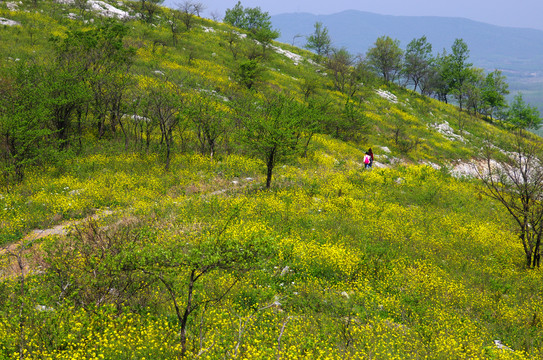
0, 210, 114, 279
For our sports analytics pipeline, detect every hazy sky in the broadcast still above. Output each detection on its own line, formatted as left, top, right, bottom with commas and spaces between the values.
180, 0, 543, 31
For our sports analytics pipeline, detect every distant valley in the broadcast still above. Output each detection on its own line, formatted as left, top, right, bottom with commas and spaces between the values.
271, 10, 543, 118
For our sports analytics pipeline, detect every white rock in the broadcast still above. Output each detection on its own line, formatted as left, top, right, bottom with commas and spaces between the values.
0, 17, 20, 26
88, 0, 131, 19
494, 340, 513, 351
36, 305, 54, 312
280, 266, 290, 276
6, 2, 19, 10
269, 45, 313, 65
375, 89, 398, 103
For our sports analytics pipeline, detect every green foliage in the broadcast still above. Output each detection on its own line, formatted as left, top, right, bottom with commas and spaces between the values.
237, 91, 307, 188
224, 1, 279, 41
235, 58, 262, 89
403, 35, 433, 92
186, 92, 230, 159
325, 47, 360, 95
366, 35, 403, 83
441, 38, 473, 109
333, 97, 369, 142
0, 60, 56, 184
507, 93, 542, 130
305, 21, 331, 57
481, 70, 509, 119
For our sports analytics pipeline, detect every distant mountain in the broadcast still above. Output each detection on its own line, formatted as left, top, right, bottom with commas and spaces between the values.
271, 10, 543, 115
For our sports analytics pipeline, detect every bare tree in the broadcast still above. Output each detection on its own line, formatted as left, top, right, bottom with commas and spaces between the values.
177, 0, 197, 30
164, 10, 182, 46
192, 1, 206, 17
210, 10, 221, 22
476, 131, 543, 268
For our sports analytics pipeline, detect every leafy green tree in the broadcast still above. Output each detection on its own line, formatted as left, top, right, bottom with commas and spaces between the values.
301, 97, 330, 157
481, 70, 509, 120
223, 1, 245, 28
463, 67, 485, 116
224, 28, 243, 60
403, 36, 433, 92
235, 59, 263, 90
52, 21, 135, 140
442, 38, 473, 110
143, 75, 185, 171
237, 92, 305, 188
165, 9, 182, 46
305, 21, 332, 57
45, 64, 91, 150
224, 1, 279, 46
326, 48, 360, 95
0, 61, 55, 184
253, 26, 280, 55
299, 73, 320, 101
366, 36, 403, 83
425, 50, 450, 102
507, 93, 542, 130
238, 4, 271, 33
187, 92, 230, 160
335, 97, 369, 142
135, 207, 277, 357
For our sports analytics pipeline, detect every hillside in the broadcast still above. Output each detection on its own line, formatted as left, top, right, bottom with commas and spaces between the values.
1, 1, 542, 359
271, 10, 543, 118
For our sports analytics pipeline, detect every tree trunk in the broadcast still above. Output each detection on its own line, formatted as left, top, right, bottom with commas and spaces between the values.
266, 146, 277, 189
302, 133, 314, 158
76, 107, 83, 154
180, 270, 196, 357
532, 233, 541, 268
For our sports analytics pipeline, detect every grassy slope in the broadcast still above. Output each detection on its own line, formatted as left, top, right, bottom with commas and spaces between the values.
0, 1, 542, 359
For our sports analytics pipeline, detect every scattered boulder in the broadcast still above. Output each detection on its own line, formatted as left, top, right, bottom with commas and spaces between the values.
430, 120, 466, 143
493, 340, 513, 351
6, 2, 20, 11
380, 146, 391, 153
0, 17, 21, 26
280, 265, 290, 276
375, 89, 398, 103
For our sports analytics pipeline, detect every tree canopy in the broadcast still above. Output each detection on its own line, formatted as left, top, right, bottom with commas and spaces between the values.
366, 35, 403, 83
507, 93, 542, 130
305, 21, 331, 57
224, 1, 279, 40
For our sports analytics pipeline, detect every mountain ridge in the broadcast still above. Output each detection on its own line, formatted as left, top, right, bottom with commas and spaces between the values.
271, 10, 543, 115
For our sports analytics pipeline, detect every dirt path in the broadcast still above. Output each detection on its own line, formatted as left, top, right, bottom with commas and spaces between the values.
0, 176, 258, 278
0, 210, 114, 278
